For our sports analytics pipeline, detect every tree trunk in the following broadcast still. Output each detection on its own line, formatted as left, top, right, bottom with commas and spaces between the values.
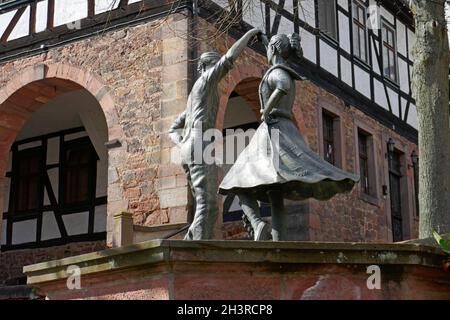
411, 0, 450, 238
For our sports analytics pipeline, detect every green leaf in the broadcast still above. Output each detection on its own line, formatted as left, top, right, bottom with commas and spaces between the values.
433, 230, 450, 254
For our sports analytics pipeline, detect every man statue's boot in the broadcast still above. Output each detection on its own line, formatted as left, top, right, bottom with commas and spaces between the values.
238, 193, 271, 241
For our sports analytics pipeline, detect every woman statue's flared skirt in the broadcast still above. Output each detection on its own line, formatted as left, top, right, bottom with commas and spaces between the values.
219, 118, 359, 203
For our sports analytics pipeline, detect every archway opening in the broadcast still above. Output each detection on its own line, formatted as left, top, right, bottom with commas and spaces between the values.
0, 77, 109, 286
220, 77, 271, 239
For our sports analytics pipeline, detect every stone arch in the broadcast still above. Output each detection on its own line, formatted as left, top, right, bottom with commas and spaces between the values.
0, 63, 126, 244
216, 64, 264, 131
216, 63, 309, 138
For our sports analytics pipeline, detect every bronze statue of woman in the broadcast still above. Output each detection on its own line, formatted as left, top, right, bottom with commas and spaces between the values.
219, 33, 359, 241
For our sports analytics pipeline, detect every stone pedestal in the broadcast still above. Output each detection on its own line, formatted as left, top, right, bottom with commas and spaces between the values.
23, 240, 450, 300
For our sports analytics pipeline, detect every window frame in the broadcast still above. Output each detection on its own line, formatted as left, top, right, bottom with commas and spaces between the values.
10, 146, 44, 215
352, 0, 368, 63
317, 101, 344, 170
317, 0, 338, 41
59, 137, 98, 213
358, 131, 370, 194
354, 123, 380, 206
322, 111, 336, 165
381, 19, 398, 83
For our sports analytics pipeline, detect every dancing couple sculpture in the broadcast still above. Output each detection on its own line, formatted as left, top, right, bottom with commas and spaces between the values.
169, 28, 359, 241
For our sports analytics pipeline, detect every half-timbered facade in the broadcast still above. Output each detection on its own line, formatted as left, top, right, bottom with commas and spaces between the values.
0, 0, 421, 294
1, 90, 108, 251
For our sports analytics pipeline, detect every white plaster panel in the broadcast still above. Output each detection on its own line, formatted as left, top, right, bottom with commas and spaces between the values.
54, 0, 88, 27
36, 0, 48, 33
278, 15, 294, 35
211, 0, 230, 10
3, 177, 10, 212
320, 40, 338, 77
79, 110, 108, 162
354, 65, 371, 98
63, 211, 89, 236
64, 131, 88, 141
407, 103, 418, 129
397, 20, 407, 57
243, 0, 265, 29
8, 6, 30, 41
398, 57, 409, 93
387, 87, 399, 118
300, 27, 316, 64
1, 220, 6, 245
284, 0, 294, 14
340, 56, 352, 87
44, 168, 59, 206
338, 0, 348, 11
227, 195, 241, 212
371, 36, 381, 75
41, 211, 61, 241
0, 10, 17, 39
12, 219, 37, 244
374, 79, 389, 111
401, 97, 408, 121
300, 0, 315, 27
380, 6, 394, 24
96, 158, 108, 198
95, 0, 120, 14
407, 28, 415, 58
18, 140, 42, 151
94, 204, 107, 233
46, 137, 60, 165
338, 11, 350, 52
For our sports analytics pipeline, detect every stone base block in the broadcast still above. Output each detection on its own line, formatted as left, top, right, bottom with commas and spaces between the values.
23, 240, 450, 300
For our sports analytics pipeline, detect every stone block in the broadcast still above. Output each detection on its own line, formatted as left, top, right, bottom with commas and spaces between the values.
159, 187, 189, 208
112, 212, 134, 248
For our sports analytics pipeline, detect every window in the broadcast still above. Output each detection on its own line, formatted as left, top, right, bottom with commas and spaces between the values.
352, 1, 368, 62
322, 112, 336, 165
382, 21, 398, 82
358, 131, 370, 195
62, 138, 97, 206
388, 149, 403, 241
13, 147, 43, 212
318, 0, 337, 40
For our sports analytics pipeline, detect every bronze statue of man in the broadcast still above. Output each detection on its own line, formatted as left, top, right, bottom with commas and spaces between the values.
169, 28, 262, 240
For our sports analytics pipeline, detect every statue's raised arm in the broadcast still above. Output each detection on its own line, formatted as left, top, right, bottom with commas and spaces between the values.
225, 28, 262, 63
207, 28, 262, 83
